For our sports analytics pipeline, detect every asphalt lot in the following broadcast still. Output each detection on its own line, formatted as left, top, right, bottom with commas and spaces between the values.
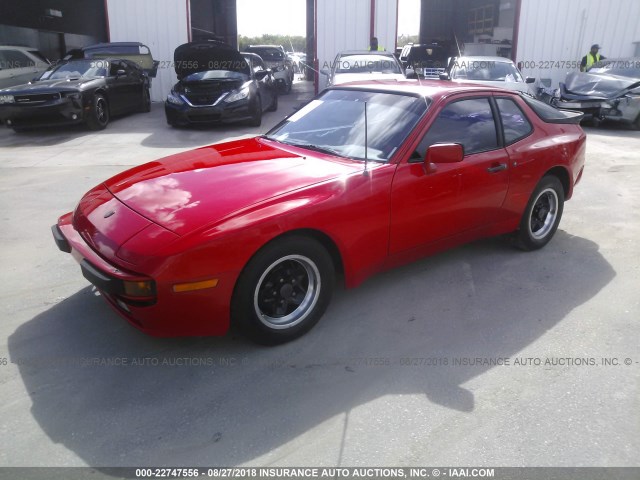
0, 80, 638, 468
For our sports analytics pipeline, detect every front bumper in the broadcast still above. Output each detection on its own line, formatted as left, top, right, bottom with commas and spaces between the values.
164, 98, 253, 126
52, 215, 234, 337
0, 97, 85, 128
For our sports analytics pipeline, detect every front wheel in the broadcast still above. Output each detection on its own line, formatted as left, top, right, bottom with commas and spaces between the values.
86, 94, 109, 130
266, 91, 278, 112
248, 95, 262, 127
515, 175, 565, 251
231, 236, 335, 345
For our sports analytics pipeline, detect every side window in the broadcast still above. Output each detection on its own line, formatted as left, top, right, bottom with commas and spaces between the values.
109, 61, 123, 76
416, 97, 498, 158
2, 50, 35, 68
497, 98, 533, 144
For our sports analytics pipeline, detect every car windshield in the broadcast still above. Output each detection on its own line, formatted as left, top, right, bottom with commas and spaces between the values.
247, 48, 284, 61
182, 70, 249, 81
266, 89, 429, 162
452, 60, 524, 82
40, 60, 107, 80
336, 55, 401, 74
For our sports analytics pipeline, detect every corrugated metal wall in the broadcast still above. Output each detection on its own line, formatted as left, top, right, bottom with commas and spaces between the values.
106, 0, 189, 102
374, 0, 399, 52
316, 0, 398, 91
516, 0, 640, 88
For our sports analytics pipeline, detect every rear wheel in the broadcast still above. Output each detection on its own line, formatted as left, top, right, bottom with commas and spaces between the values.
86, 94, 109, 130
231, 236, 335, 345
514, 175, 564, 251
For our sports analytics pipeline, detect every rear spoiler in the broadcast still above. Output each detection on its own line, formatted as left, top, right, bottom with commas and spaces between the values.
541, 109, 584, 125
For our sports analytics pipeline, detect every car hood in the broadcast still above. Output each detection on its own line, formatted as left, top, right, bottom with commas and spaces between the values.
0, 78, 93, 93
103, 137, 361, 236
563, 71, 640, 99
174, 42, 249, 79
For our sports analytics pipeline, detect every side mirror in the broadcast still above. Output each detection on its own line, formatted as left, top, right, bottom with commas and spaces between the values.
425, 143, 463, 172
116, 69, 126, 77
405, 68, 417, 79
320, 69, 329, 76
255, 70, 270, 80
439, 73, 450, 81
525, 76, 536, 84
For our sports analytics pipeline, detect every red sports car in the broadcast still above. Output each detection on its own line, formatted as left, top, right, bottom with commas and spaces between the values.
52, 81, 586, 344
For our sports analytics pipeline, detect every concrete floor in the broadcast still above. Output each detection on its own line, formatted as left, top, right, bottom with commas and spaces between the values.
0, 81, 638, 468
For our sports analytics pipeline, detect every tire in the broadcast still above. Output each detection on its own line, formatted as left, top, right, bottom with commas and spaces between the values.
248, 95, 262, 127
266, 92, 278, 112
285, 79, 292, 94
86, 94, 109, 130
140, 87, 151, 113
515, 175, 565, 251
231, 236, 335, 345
634, 114, 640, 131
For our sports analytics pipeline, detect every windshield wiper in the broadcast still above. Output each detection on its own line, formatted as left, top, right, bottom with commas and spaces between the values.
278, 140, 345, 158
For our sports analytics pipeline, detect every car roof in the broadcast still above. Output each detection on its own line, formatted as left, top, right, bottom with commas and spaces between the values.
81, 42, 147, 50
330, 79, 519, 99
453, 56, 516, 64
247, 45, 283, 49
338, 50, 396, 56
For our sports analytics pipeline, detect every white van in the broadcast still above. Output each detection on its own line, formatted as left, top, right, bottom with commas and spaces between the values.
0, 46, 51, 89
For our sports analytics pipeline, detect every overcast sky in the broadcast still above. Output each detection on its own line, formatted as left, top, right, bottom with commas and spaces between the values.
236, 0, 420, 37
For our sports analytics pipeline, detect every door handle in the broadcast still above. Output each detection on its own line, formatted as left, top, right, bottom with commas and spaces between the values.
487, 163, 507, 173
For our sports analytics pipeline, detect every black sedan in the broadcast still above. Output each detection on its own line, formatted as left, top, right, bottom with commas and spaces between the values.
165, 42, 278, 128
0, 58, 151, 132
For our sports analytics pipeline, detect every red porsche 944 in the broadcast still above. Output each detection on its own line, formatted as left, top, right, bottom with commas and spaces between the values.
53, 81, 586, 344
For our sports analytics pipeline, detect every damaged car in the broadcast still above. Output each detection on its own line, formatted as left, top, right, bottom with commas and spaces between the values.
165, 42, 278, 128
0, 58, 151, 131
552, 58, 640, 128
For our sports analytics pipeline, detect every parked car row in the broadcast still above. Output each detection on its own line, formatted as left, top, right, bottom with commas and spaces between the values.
0, 41, 289, 131
321, 48, 537, 97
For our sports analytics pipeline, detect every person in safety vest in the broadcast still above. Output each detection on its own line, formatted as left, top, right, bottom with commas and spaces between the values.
580, 44, 606, 72
369, 37, 385, 51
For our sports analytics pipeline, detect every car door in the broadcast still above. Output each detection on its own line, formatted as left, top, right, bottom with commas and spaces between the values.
389, 95, 510, 255
106, 61, 126, 114
107, 60, 140, 114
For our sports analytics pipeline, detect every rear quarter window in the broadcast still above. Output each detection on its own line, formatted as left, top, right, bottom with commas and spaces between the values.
496, 98, 533, 144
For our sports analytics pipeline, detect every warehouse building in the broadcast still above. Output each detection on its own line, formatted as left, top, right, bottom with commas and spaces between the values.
1, 0, 639, 100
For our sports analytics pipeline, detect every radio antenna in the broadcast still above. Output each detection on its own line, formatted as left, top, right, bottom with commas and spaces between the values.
364, 101, 369, 174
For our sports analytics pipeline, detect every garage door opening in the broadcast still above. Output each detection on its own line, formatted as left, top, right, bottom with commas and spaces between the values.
236, 0, 312, 79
